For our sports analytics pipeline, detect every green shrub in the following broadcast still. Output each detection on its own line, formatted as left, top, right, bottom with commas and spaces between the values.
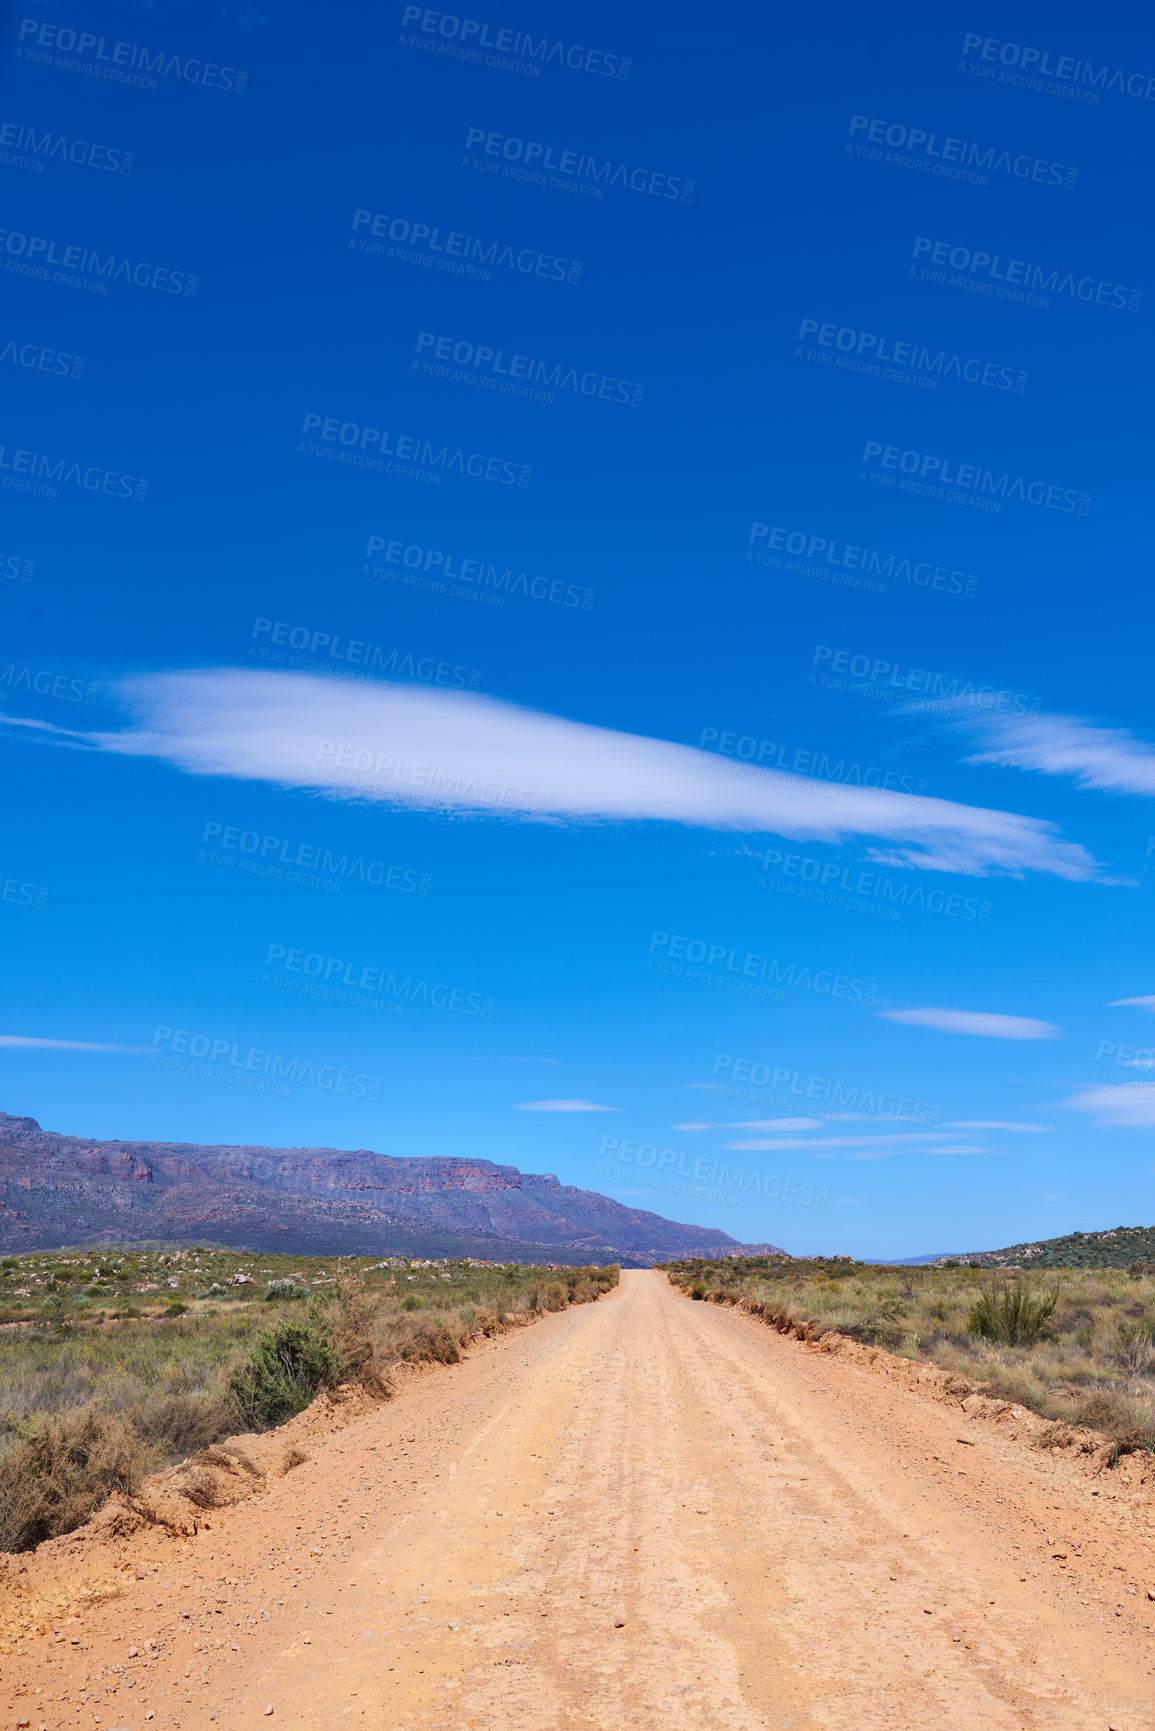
229, 1311, 342, 1429
966, 1280, 1059, 1347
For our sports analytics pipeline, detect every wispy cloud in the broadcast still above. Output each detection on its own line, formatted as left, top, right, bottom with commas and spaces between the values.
721, 1133, 990, 1160
961, 710, 1155, 797
1110, 995, 1155, 1011
676, 1118, 822, 1133
943, 1120, 1051, 1131
1062, 1084, 1155, 1127
484, 1055, 562, 1064
880, 1007, 1059, 1040
0, 1034, 149, 1052
513, 1099, 618, 1112
0, 668, 1108, 881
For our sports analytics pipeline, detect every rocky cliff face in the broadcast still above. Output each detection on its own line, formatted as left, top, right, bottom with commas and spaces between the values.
0, 1112, 787, 1264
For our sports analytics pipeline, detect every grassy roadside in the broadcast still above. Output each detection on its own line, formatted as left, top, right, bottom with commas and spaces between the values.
0, 1244, 619, 1552
662, 1256, 1155, 1456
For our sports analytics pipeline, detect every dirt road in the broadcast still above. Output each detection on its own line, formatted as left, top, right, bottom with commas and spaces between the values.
7, 1271, 1155, 1729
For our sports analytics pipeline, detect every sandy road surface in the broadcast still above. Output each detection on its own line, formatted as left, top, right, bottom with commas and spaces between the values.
6, 1271, 1155, 1730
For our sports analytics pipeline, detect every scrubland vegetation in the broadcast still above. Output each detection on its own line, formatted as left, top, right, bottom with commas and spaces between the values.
0, 1244, 618, 1552
665, 1256, 1155, 1457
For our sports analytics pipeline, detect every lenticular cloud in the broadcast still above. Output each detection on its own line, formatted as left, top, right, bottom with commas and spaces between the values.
9, 667, 1105, 881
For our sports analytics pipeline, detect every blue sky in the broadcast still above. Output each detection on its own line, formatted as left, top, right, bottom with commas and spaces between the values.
2, 0, 1154, 1258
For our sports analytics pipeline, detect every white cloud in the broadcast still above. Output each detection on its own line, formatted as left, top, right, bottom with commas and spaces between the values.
2, 668, 1108, 880
721, 1132, 990, 1159
879, 1007, 1059, 1040
513, 1098, 618, 1112
484, 1055, 562, 1064
0, 1034, 148, 1052
733, 1118, 827, 1132
943, 1120, 1052, 1131
961, 710, 1155, 797
1062, 1085, 1155, 1127
1109, 995, 1155, 1011
679, 1117, 823, 1133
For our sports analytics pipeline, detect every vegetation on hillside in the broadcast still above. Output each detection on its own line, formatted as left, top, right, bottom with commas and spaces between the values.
663, 1256, 1155, 1456
0, 1245, 618, 1552
930, 1223, 1155, 1271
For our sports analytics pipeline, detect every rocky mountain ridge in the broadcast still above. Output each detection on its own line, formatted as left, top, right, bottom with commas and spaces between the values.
0, 1111, 787, 1265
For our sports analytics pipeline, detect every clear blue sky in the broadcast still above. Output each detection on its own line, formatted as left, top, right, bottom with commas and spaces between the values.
2, 0, 1153, 1258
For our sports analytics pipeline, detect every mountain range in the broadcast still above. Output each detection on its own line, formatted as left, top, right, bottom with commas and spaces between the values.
0, 1111, 787, 1266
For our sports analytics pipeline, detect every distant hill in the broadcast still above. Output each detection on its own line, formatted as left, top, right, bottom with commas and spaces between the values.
0, 1111, 787, 1267
927, 1225, 1155, 1271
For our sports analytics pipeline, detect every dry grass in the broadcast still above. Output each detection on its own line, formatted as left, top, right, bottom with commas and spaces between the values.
0, 1248, 618, 1551
664, 1257, 1155, 1456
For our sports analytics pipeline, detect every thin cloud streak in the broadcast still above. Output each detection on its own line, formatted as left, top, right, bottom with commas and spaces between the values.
961, 710, 1155, 797
722, 1137, 990, 1160
943, 1120, 1051, 1131
1062, 1085, 1155, 1127
0, 1035, 150, 1052
513, 1099, 618, 1112
0, 668, 1107, 881
880, 1007, 1060, 1039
